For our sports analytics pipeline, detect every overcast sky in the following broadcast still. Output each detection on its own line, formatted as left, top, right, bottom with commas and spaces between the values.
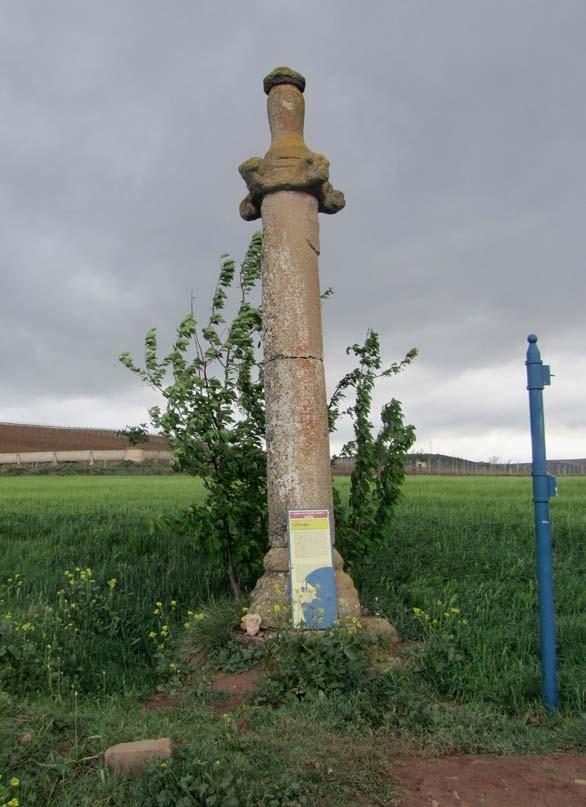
2, 1, 584, 462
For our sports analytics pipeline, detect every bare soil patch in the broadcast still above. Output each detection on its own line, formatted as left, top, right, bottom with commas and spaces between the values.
210, 670, 265, 713
391, 754, 586, 807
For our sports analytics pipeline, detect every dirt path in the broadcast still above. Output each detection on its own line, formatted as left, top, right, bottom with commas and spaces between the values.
391, 754, 586, 806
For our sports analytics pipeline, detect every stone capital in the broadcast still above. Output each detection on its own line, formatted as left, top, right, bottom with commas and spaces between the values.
239, 67, 345, 221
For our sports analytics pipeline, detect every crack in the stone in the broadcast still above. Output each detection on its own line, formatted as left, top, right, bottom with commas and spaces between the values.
306, 237, 320, 256
266, 353, 323, 363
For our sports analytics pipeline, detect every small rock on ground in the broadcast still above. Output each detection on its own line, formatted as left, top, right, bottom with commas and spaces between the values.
104, 738, 171, 777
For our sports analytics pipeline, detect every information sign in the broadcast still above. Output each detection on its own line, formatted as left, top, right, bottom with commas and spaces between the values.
288, 509, 337, 629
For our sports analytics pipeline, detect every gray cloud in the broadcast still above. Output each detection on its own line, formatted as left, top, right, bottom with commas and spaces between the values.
1, 1, 584, 460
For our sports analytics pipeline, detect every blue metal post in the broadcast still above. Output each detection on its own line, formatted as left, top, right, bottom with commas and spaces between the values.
525, 334, 558, 710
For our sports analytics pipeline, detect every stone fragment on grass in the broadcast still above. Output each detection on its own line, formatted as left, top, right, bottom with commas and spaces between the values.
104, 737, 171, 777
240, 612, 262, 636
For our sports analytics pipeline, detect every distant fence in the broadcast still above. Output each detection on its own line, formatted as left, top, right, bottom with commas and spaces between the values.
0, 449, 171, 467
405, 465, 585, 476
1, 451, 583, 476
404, 461, 585, 476
332, 458, 586, 476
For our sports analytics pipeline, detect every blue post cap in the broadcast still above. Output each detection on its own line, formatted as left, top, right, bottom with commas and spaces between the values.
526, 334, 541, 365
526, 333, 551, 387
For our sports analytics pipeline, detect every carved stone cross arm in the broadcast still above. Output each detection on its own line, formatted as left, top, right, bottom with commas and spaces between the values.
239, 67, 345, 222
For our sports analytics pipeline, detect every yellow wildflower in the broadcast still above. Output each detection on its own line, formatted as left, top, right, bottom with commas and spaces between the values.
108, 578, 117, 590
9, 777, 20, 787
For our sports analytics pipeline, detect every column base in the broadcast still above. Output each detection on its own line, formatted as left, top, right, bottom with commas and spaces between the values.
249, 546, 362, 629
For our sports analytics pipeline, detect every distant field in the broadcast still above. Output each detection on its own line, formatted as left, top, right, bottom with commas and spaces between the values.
1, 473, 584, 712
0, 475, 584, 706
0, 475, 207, 603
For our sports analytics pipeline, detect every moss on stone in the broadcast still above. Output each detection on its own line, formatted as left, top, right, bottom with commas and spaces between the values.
263, 66, 306, 95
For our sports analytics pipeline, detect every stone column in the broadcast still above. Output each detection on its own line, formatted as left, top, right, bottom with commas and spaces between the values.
239, 67, 361, 628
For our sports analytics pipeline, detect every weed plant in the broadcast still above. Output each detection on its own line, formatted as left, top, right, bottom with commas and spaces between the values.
260, 625, 374, 701
0, 567, 189, 698
130, 748, 307, 807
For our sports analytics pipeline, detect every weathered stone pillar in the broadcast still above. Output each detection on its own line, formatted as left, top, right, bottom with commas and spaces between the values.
239, 67, 361, 628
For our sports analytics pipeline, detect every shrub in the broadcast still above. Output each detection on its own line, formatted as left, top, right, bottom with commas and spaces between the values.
120, 234, 267, 598
329, 331, 416, 564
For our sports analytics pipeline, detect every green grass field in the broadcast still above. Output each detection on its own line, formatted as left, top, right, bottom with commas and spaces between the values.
0, 475, 584, 805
